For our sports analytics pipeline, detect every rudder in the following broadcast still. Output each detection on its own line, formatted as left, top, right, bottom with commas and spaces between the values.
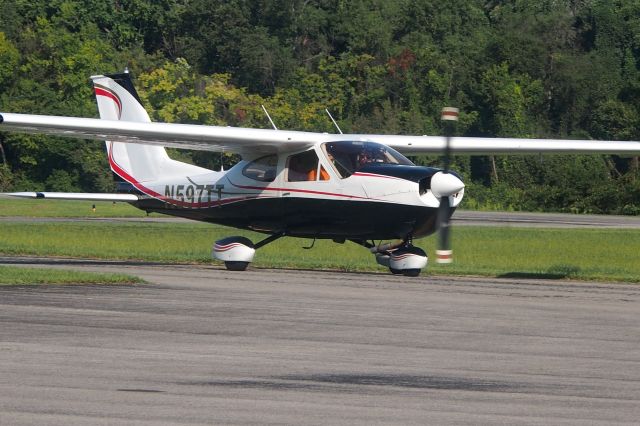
91, 71, 210, 185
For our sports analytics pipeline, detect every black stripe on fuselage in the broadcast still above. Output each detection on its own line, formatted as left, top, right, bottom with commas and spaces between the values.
132, 196, 446, 240
357, 164, 441, 182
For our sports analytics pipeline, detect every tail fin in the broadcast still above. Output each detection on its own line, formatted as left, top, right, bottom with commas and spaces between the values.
91, 71, 210, 185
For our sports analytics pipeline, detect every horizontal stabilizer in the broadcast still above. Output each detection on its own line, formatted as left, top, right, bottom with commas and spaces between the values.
2, 192, 139, 202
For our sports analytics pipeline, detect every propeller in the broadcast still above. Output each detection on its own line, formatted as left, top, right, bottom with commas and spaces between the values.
435, 107, 462, 264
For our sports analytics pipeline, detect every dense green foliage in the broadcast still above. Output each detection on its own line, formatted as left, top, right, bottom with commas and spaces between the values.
1, 0, 639, 213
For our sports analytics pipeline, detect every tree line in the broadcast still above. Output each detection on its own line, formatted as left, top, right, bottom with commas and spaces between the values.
1, 0, 639, 214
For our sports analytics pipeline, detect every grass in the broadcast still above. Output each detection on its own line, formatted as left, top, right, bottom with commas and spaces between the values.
0, 198, 151, 218
0, 265, 143, 286
0, 199, 148, 285
1, 220, 639, 282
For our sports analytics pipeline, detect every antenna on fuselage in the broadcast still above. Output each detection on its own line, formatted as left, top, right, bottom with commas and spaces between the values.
325, 109, 343, 134
261, 105, 278, 130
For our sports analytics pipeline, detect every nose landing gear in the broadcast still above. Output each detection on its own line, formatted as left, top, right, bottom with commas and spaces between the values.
353, 237, 428, 277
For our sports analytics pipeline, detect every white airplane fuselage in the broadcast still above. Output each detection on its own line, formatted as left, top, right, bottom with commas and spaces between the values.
120, 143, 464, 241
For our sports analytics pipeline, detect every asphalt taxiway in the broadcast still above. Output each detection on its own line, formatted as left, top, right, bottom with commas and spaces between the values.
1, 256, 639, 425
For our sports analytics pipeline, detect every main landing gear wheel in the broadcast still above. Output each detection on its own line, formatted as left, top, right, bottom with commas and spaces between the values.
213, 232, 284, 272
224, 261, 249, 271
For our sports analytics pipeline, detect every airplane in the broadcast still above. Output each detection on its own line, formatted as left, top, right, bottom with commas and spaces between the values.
2, 71, 640, 276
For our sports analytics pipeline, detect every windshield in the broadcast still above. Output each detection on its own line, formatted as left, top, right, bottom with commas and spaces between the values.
322, 141, 414, 178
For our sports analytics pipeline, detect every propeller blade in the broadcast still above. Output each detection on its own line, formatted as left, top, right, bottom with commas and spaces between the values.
436, 194, 453, 264
436, 107, 459, 264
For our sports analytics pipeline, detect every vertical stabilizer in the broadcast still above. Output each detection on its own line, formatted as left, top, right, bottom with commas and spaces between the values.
91, 72, 210, 185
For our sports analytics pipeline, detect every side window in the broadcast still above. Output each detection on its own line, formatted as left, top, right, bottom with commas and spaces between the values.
287, 150, 329, 182
322, 143, 352, 178
242, 155, 278, 182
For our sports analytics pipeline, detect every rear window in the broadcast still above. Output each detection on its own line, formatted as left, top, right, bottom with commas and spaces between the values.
242, 155, 277, 182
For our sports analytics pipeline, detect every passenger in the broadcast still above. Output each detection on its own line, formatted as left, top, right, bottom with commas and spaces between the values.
307, 166, 330, 181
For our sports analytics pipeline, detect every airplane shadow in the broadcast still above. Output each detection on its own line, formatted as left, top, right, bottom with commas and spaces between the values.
499, 265, 581, 280
498, 272, 572, 280
184, 373, 527, 393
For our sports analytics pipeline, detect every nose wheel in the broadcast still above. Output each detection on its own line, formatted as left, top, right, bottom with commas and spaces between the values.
389, 267, 403, 275
353, 238, 428, 277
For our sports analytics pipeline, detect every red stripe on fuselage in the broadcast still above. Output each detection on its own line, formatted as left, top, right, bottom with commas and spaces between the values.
106, 142, 257, 208
229, 181, 373, 200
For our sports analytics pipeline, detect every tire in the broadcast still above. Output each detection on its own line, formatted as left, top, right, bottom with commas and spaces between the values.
389, 267, 403, 275
225, 261, 249, 271
402, 269, 421, 277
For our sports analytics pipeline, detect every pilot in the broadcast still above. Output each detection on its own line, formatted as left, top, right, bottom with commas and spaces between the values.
356, 149, 372, 169
356, 145, 388, 170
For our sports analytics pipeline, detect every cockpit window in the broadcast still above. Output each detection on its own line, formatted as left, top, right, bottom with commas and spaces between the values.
322, 141, 414, 178
242, 154, 277, 182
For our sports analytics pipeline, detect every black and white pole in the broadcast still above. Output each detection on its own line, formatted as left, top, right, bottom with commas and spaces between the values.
436, 107, 458, 264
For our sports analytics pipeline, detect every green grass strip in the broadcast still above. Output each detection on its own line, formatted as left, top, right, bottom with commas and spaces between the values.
1, 221, 639, 282
0, 265, 143, 286
0, 199, 150, 218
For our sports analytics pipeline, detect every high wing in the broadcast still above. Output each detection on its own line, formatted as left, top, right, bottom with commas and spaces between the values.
0, 112, 323, 154
2, 111, 640, 155
353, 134, 640, 155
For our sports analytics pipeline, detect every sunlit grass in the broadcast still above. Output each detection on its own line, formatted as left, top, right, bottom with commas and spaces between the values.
1, 221, 639, 282
427, 227, 640, 282
0, 199, 151, 218
0, 265, 143, 285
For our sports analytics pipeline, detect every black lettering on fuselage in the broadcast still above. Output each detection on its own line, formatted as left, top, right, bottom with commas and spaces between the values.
162, 184, 220, 205
185, 185, 195, 202
176, 185, 185, 201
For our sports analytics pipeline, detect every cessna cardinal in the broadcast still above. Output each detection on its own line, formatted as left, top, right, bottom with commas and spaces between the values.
2, 72, 640, 276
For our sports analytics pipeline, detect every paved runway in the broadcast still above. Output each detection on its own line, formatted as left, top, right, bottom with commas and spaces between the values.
1, 257, 640, 425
